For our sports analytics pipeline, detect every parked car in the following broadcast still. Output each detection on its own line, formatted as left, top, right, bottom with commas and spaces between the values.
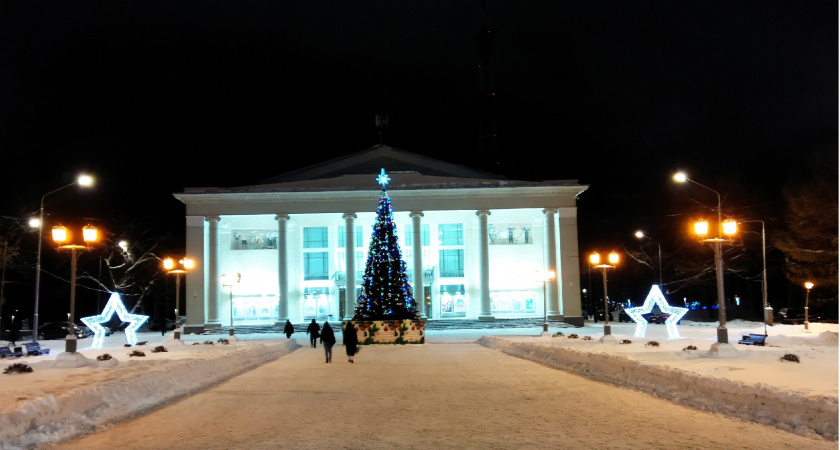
643, 312, 671, 324
618, 309, 633, 322
38, 322, 91, 340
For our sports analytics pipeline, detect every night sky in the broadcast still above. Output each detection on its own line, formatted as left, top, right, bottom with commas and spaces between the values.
0, 2, 836, 317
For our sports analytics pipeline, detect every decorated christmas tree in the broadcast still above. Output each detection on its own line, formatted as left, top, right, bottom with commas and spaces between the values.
353, 169, 420, 321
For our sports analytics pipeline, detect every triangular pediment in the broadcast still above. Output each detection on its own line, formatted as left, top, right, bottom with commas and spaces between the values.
258, 145, 504, 184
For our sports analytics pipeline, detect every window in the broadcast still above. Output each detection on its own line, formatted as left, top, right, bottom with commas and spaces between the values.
404, 223, 430, 246
304, 227, 328, 249
439, 249, 464, 278
337, 226, 363, 248
304, 252, 329, 280
438, 224, 463, 246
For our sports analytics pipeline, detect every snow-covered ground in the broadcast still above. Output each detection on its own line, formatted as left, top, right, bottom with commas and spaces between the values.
0, 319, 836, 448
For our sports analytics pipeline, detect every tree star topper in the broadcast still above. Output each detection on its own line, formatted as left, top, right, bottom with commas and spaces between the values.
377, 168, 390, 188
81, 292, 150, 348
624, 285, 688, 340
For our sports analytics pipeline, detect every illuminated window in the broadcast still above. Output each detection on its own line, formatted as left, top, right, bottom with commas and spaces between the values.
304, 227, 328, 249
438, 224, 463, 245
304, 252, 329, 280
439, 249, 464, 277
404, 223, 431, 246
337, 226, 363, 247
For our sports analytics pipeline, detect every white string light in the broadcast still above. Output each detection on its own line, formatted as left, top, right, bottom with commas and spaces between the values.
624, 285, 688, 339
80, 292, 150, 348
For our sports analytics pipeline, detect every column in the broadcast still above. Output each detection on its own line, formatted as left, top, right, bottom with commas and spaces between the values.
543, 208, 560, 319
343, 213, 357, 320
206, 216, 221, 327
558, 207, 584, 327
183, 216, 205, 334
476, 210, 494, 321
275, 214, 290, 323
410, 211, 426, 319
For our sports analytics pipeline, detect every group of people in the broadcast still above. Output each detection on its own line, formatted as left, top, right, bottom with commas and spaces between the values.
284, 318, 359, 363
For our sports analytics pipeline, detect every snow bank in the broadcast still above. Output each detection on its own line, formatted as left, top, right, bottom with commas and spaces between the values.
478, 335, 838, 441
0, 340, 298, 449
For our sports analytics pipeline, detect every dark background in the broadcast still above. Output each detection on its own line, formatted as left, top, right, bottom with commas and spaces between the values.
0, 1, 836, 324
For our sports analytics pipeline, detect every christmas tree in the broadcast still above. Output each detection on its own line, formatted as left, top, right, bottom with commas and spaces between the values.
353, 169, 420, 321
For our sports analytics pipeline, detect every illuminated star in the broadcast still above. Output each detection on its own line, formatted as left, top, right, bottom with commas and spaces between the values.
81, 292, 150, 348
377, 168, 390, 187
624, 285, 688, 340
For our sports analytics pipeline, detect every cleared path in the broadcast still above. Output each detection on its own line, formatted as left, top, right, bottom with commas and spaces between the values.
51, 336, 835, 450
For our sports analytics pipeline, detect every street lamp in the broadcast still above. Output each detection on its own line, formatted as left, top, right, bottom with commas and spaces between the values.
740, 220, 769, 330
30, 174, 94, 345
220, 273, 240, 337
634, 230, 663, 286
52, 224, 99, 353
804, 281, 814, 331
590, 251, 619, 336
163, 257, 194, 339
537, 269, 556, 335
674, 172, 735, 345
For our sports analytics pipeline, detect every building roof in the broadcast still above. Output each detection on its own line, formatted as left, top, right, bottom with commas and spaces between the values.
179, 145, 586, 195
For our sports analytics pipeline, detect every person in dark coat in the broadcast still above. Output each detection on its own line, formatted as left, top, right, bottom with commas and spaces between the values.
283, 320, 294, 339
306, 319, 320, 348
319, 322, 336, 363
158, 316, 167, 336
8, 317, 20, 347
343, 320, 359, 363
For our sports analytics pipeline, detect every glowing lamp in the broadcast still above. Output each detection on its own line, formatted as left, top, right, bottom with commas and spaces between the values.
694, 220, 708, 236
82, 225, 98, 243
608, 251, 619, 265
52, 225, 68, 243
723, 220, 737, 236
589, 252, 600, 265
805, 281, 814, 290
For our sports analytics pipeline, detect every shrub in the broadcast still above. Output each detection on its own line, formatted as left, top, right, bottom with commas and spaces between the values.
203, 341, 214, 345
97, 353, 113, 361
619, 339, 632, 345
552, 331, 564, 338
3, 363, 33, 374
582, 336, 592, 341
645, 341, 660, 347
682, 345, 697, 351
567, 333, 579, 339
217, 338, 229, 345
129, 350, 146, 357
192, 342, 201, 345
780, 353, 800, 363
151, 346, 168, 353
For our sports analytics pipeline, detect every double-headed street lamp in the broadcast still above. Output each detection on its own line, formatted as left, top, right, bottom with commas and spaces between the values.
589, 251, 619, 336
163, 257, 194, 339
30, 174, 94, 344
537, 269, 556, 335
804, 281, 814, 331
221, 273, 240, 337
674, 172, 736, 345
52, 224, 99, 353
634, 231, 662, 286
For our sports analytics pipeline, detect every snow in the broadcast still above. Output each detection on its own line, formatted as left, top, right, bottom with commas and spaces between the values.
0, 319, 836, 448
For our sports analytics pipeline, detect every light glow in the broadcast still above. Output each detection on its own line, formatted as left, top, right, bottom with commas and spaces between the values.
694, 220, 708, 236
376, 168, 390, 187
52, 225, 68, 243
723, 219, 737, 235
624, 285, 689, 340
81, 292, 149, 348
805, 281, 814, 290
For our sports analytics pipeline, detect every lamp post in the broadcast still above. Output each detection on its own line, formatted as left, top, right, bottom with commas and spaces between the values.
30, 174, 94, 345
538, 269, 556, 334
674, 172, 735, 345
804, 281, 814, 331
221, 273, 240, 337
163, 257, 194, 339
634, 231, 662, 286
740, 220, 768, 330
52, 224, 98, 353
590, 251, 619, 336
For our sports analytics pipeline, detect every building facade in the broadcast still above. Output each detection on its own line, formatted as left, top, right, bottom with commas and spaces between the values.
173, 146, 589, 332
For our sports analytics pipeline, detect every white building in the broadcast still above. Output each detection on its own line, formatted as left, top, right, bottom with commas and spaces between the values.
173, 145, 589, 332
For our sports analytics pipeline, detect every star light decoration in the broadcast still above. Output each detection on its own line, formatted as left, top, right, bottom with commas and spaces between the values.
624, 285, 688, 339
80, 292, 149, 348
376, 168, 390, 187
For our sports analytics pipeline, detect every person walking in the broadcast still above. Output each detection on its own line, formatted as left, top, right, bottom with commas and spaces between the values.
320, 321, 336, 363
8, 317, 20, 347
306, 319, 320, 348
158, 316, 167, 336
343, 320, 359, 363
283, 320, 294, 339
